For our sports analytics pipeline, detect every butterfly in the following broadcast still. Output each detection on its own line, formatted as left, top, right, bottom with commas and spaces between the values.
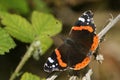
44, 10, 99, 72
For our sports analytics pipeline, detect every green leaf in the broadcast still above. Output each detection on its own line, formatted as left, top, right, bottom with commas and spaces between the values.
32, 11, 62, 54
0, 11, 62, 54
32, 0, 51, 13
0, 12, 35, 43
0, 4, 7, 12
36, 35, 53, 54
0, 27, 15, 55
32, 11, 62, 36
0, 0, 29, 14
21, 72, 40, 80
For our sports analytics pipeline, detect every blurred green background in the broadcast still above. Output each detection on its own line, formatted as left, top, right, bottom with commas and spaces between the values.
0, 0, 120, 80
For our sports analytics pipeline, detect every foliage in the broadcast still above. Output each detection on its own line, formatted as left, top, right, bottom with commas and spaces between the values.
0, 0, 62, 79
31, 11, 62, 54
32, 0, 51, 13
0, 27, 15, 55
0, 0, 29, 14
0, 0, 50, 14
21, 72, 45, 80
0, 11, 62, 54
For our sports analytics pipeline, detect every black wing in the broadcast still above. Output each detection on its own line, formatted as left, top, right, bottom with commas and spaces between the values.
44, 38, 87, 72
44, 10, 99, 72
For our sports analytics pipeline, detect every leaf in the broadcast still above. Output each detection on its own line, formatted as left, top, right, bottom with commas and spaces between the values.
0, 0, 29, 14
36, 35, 53, 54
0, 4, 7, 12
32, 11, 62, 54
0, 27, 16, 55
32, 11, 62, 36
0, 11, 62, 54
0, 12, 35, 43
32, 0, 51, 13
21, 72, 40, 80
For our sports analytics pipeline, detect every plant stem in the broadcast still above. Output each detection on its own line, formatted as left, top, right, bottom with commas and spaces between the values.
9, 40, 39, 80
46, 72, 61, 80
98, 14, 120, 39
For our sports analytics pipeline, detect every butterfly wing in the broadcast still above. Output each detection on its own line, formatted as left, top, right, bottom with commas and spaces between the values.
68, 10, 99, 70
44, 42, 71, 72
44, 10, 99, 72
44, 38, 88, 72
70, 10, 99, 52
44, 49, 67, 72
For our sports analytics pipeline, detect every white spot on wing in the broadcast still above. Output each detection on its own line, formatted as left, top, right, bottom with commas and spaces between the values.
83, 13, 87, 15
87, 23, 89, 25
87, 19, 90, 22
56, 63, 58, 66
52, 65, 55, 67
45, 63, 48, 66
48, 57, 54, 63
78, 17, 85, 22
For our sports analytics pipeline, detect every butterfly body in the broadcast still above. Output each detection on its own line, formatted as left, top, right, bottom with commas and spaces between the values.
44, 10, 99, 72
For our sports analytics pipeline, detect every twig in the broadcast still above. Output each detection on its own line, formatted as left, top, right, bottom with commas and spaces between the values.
47, 74, 58, 80
82, 69, 93, 80
46, 72, 61, 80
9, 40, 40, 80
69, 76, 78, 80
46, 13, 120, 80
98, 14, 120, 39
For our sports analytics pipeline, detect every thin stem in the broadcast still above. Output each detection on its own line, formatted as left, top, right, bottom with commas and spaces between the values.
9, 40, 40, 80
98, 14, 120, 39
82, 69, 93, 80
69, 76, 78, 80
46, 72, 61, 80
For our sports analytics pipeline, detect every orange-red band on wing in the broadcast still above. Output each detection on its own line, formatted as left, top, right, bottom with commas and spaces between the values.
90, 35, 99, 51
72, 26, 93, 33
55, 49, 67, 67
74, 57, 90, 70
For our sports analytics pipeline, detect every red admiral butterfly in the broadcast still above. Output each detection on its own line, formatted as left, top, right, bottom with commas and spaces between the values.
44, 10, 99, 72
